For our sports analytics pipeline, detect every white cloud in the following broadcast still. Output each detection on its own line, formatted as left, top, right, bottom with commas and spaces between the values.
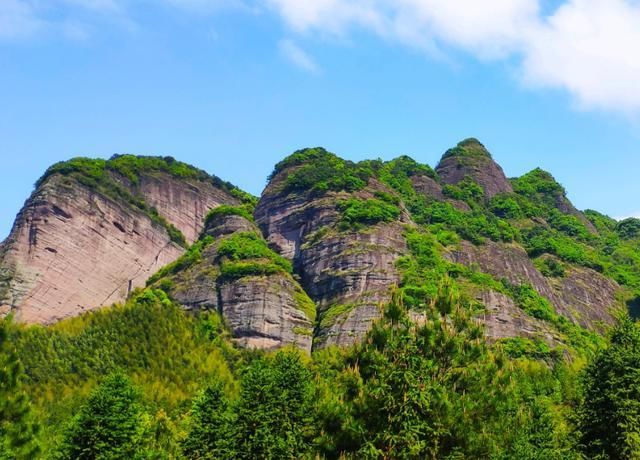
0, 0, 42, 40
267, 0, 640, 114
522, 0, 640, 113
279, 39, 319, 73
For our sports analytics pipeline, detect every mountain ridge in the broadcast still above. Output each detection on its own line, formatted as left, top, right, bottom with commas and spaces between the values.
1, 142, 639, 352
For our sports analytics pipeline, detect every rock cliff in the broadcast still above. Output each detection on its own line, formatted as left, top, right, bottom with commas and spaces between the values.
255, 149, 409, 348
148, 210, 315, 351
2, 143, 631, 355
0, 155, 245, 323
436, 138, 513, 199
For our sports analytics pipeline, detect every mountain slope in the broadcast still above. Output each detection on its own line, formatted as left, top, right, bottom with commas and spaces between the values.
0, 155, 252, 323
2, 142, 639, 354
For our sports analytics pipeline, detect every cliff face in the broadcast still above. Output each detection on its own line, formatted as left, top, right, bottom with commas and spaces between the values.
255, 153, 409, 348
0, 156, 244, 323
2, 144, 631, 355
149, 212, 315, 351
436, 138, 513, 199
446, 240, 620, 331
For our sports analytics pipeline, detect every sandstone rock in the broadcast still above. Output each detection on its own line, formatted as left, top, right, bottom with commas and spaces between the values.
152, 213, 315, 352
445, 240, 620, 330
256, 169, 409, 348
0, 161, 242, 324
436, 138, 513, 199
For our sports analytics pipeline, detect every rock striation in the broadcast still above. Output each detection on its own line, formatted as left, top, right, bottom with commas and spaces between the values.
255, 154, 409, 348
149, 212, 315, 351
445, 240, 620, 330
0, 156, 244, 323
1, 143, 629, 353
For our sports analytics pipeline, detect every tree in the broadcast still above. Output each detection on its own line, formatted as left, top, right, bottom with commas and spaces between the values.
0, 318, 39, 460
233, 351, 315, 460
577, 316, 640, 459
58, 372, 145, 460
319, 279, 515, 459
182, 382, 234, 459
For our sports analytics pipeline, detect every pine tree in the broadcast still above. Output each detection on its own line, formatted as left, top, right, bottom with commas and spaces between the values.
182, 382, 234, 459
58, 372, 145, 460
233, 351, 315, 460
578, 315, 640, 459
0, 317, 39, 460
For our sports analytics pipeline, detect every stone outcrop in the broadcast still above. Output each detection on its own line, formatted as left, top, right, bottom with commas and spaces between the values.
0, 161, 242, 323
151, 213, 315, 352
445, 240, 621, 330
256, 170, 409, 348
436, 138, 513, 199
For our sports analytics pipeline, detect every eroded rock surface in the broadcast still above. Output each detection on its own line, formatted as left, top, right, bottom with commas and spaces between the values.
0, 165, 241, 323
436, 139, 513, 199
446, 240, 620, 330
152, 213, 315, 352
256, 171, 409, 348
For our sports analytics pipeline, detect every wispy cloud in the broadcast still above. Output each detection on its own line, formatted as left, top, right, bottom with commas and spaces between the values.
279, 39, 319, 73
267, 0, 640, 115
0, 0, 42, 40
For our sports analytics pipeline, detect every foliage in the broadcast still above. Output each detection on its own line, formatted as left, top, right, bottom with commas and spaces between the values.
441, 138, 492, 159
204, 204, 255, 228
315, 279, 576, 459
147, 236, 214, 286
272, 148, 374, 195
616, 218, 640, 240
57, 373, 145, 460
0, 318, 40, 459
337, 197, 401, 231
10, 290, 236, 451
216, 232, 292, 280
183, 350, 315, 460
577, 316, 640, 459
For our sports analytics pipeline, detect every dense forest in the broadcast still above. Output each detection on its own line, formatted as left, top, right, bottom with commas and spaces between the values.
3, 143, 640, 458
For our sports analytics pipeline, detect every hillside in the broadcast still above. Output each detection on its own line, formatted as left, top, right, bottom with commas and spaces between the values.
2, 140, 640, 458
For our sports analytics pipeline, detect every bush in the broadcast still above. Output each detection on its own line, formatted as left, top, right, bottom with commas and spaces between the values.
204, 205, 255, 228
337, 198, 401, 231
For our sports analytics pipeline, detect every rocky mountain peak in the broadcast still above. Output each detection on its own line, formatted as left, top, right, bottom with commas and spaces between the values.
441, 137, 492, 160
0, 155, 249, 323
436, 138, 513, 199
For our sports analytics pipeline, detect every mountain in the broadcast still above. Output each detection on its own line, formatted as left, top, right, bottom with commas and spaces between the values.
0, 155, 252, 323
2, 141, 637, 351
4, 140, 640, 458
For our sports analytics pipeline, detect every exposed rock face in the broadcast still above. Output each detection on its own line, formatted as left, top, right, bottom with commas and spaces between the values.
0, 166, 241, 324
154, 213, 315, 352
477, 290, 561, 345
134, 174, 239, 244
256, 172, 408, 348
410, 174, 471, 212
436, 138, 513, 199
445, 240, 620, 330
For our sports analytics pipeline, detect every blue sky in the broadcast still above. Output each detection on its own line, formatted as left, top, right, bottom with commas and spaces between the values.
2, 0, 640, 239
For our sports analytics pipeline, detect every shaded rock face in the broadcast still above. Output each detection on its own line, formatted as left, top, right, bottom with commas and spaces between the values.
436, 139, 513, 199
134, 174, 240, 244
410, 175, 471, 212
256, 173, 408, 348
156, 213, 315, 352
478, 291, 561, 346
0, 171, 240, 324
445, 240, 620, 330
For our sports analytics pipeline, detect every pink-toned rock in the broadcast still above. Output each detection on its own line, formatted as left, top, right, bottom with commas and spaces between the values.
0, 168, 240, 324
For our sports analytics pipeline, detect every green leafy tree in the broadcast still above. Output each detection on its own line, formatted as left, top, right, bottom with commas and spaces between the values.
319, 279, 514, 459
182, 383, 234, 459
0, 318, 39, 459
577, 316, 640, 459
233, 351, 315, 460
58, 373, 145, 460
